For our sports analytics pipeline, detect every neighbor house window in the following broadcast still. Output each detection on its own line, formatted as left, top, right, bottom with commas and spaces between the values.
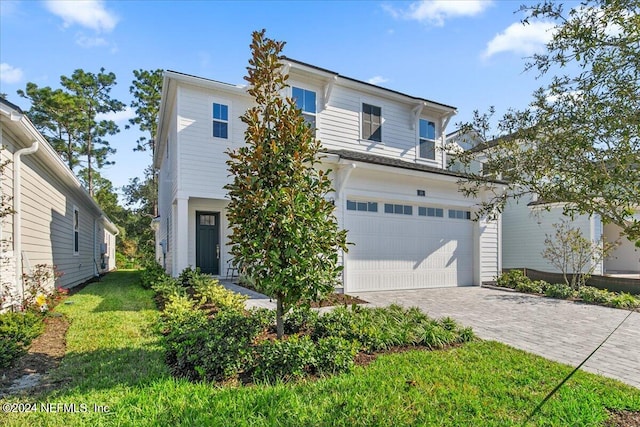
292, 87, 316, 129
73, 206, 79, 255
419, 119, 436, 160
346, 200, 378, 212
418, 207, 444, 217
384, 203, 413, 215
213, 103, 228, 139
448, 209, 471, 220
362, 103, 382, 142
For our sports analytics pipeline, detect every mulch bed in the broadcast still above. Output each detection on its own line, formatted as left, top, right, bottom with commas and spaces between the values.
0, 314, 69, 395
309, 292, 367, 307
605, 409, 640, 427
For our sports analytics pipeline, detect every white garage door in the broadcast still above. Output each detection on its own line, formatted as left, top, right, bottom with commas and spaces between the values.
344, 205, 474, 292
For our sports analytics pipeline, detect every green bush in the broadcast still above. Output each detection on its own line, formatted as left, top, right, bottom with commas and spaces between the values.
578, 286, 613, 305
544, 283, 575, 299
140, 261, 168, 289
608, 292, 640, 309
178, 266, 201, 287
249, 307, 276, 329
151, 275, 185, 300
516, 280, 549, 294
191, 273, 248, 312
0, 311, 44, 369
252, 335, 316, 383
497, 270, 531, 289
166, 309, 264, 381
314, 336, 357, 375
283, 306, 319, 335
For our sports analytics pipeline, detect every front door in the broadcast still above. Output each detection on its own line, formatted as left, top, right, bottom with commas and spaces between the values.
196, 211, 220, 275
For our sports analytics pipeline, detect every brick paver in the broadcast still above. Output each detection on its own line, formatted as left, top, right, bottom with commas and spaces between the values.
355, 286, 640, 389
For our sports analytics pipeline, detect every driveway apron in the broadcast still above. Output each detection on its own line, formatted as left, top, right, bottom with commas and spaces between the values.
355, 286, 640, 389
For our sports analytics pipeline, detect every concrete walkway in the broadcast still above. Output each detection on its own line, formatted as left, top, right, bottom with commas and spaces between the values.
355, 286, 640, 389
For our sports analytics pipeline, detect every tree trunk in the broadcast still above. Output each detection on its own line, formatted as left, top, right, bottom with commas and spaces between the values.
276, 296, 284, 339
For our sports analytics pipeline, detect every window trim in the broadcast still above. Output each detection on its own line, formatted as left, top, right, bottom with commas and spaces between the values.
292, 86, 317, 130
211, 98, 232, 140
448, 209, 472, 220
418, 118, 437, 161
418, 206, 444, 218
346, 199, 378, 213
361, 101, 382, 143
73, 206, 79, 256
384, 203, 413, 216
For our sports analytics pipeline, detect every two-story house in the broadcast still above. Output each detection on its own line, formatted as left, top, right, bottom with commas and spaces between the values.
153, 58, 502, 293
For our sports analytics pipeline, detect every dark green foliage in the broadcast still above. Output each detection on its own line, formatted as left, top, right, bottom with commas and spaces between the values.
516, 280, 548, 294
313, 336, 358, 375
166, 309, 263, 382
544, 283, 575, 299
252, 335, 317, 383
151, 275, 185, 300
496, 270, 531, 289
283, 306, 319, 335
0, 311, 44, 369
578, 286, 613, 305
177, 266, 200, 287
140, 260, 168, 289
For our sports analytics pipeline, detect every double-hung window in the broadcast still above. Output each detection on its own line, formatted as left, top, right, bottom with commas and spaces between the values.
419, 119, 436, 160
292, 87, 316, 129
362, 103, 382, 142
213, 103, 228, 139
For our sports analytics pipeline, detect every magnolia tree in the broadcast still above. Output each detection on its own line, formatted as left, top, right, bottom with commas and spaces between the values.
452, 0, 640, 244
225, 30, 348, 338
541, 220, 617, 289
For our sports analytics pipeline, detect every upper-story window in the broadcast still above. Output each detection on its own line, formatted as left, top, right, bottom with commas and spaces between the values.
419, 119, 436, 160
212, 103, 228, 139
292, 87, 316, 129
362, 103, 382, 142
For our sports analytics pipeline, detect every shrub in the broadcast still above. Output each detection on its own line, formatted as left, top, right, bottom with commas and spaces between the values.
151, 275, 185, 300
0, 311, 44, 369
516, 280, 548, 294
166, 309, 264, 381
252, 335, 316, 383
544, 283, 575, 299
578, 286, 613, 305
140, 261, 168, 289
178, 266, 201, 287
191, 273, 248, 312
249, 307, 276, 330
314, 336, 357, 375
496, 270, 531, 289
283, 306, 319, 335
608, 292, 640, 309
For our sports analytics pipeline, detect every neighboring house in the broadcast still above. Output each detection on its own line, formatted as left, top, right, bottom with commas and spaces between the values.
154, 58, 503, 293
502, 197, 640, 275
0, 98, 118, 311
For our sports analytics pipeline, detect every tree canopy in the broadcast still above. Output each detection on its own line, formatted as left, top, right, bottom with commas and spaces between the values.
453, 0, 640, 242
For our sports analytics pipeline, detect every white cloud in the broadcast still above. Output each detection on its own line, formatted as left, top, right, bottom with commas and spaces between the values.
75, 33, 108, 48
384, 0, 492, 26
0, 63, 24, 84
96, 107, 136, 124
367, 76, 389, 85
44, 0, 118, 32
482, 21, 556, 59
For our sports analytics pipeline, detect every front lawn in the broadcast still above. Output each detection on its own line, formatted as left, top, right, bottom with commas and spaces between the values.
1, 270, 638, 426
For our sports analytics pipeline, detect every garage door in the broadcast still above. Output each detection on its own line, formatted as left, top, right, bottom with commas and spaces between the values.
344, 204, 474, 292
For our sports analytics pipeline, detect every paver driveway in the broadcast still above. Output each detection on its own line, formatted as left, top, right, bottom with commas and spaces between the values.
355, 286, 640, 389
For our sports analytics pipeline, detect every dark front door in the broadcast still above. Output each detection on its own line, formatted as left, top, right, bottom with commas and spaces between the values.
196, 212, 220, 275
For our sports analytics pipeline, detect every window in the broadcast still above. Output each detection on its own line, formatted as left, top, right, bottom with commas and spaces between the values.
292, 87, 316, 129
419, 119, 436, 160
448, 209, 471, 220
362, 103, 382, 142
73, 207, 79, 255
199, 214, 216, 225
212, 103, 228, 138
418, 207, 444, 217
384, 203, 413, 215
347, 200, 378, 212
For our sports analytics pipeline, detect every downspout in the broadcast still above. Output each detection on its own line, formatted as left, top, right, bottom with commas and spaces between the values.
13, 140, 39, 301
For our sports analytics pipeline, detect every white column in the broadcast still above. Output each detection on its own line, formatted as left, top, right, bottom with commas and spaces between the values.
174, 197, 189, 276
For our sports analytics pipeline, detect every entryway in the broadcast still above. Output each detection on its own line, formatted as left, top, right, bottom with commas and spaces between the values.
196, 211, 220, 275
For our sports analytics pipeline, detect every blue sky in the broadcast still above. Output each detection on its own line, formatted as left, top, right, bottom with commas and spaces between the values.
1, 0, 560, 197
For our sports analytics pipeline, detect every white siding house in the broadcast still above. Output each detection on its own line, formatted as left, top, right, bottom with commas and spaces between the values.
502, 195, 639, 275
154, 59, 503, 292
0, 99, 118, 311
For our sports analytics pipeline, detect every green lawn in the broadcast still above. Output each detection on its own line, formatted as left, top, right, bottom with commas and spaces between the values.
1, 270, 638, 426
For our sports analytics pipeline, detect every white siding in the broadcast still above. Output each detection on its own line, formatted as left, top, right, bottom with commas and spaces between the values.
605, 223, 640, 273
479, 216, 500, 282
502, 196, 603, 274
